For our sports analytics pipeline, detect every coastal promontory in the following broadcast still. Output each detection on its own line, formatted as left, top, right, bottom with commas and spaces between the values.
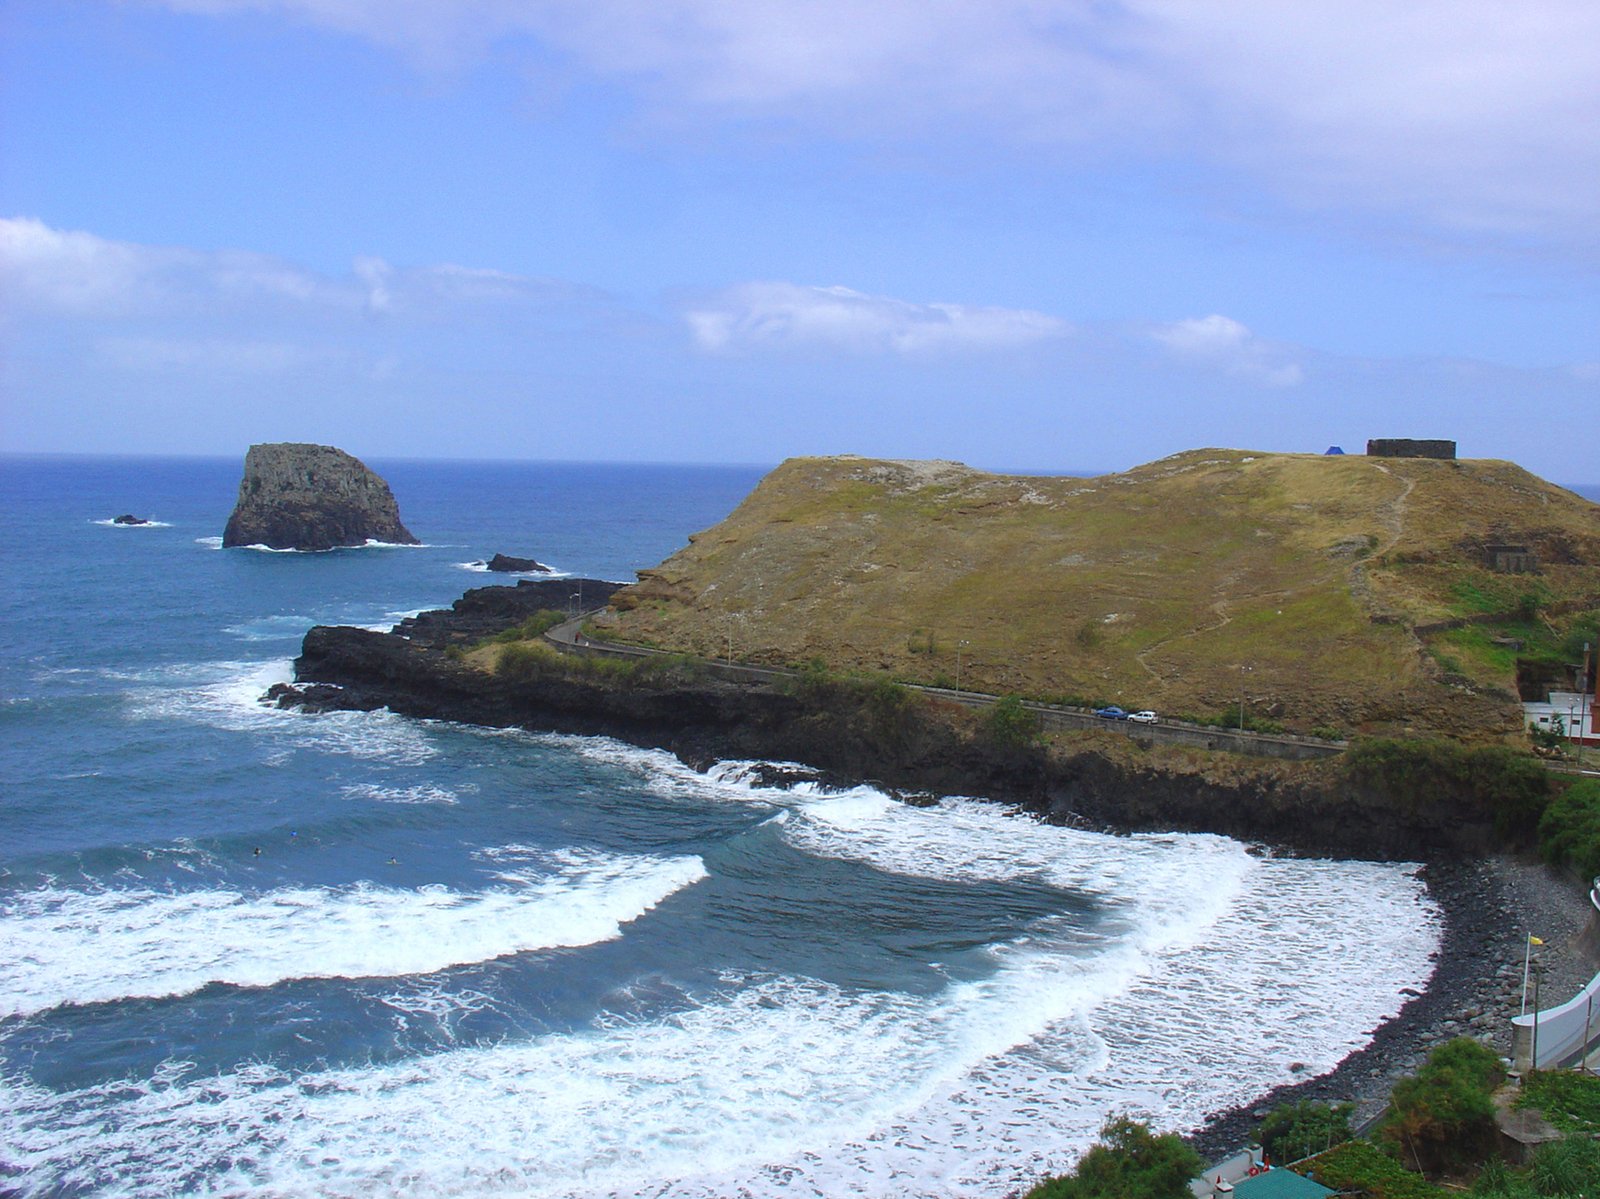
222, 443, 419, 551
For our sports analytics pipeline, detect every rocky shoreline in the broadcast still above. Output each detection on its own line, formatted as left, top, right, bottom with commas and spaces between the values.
1191, 856, 1595, 1160
276, 579, 1599, 1171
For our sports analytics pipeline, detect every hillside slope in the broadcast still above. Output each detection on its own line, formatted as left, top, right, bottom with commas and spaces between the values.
595, 450, 1600, 736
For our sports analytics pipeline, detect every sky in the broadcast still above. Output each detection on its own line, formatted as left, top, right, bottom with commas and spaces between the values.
1, 1, 1597, 479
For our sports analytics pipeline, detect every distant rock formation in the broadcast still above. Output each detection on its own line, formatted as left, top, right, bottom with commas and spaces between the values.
111, 514, 150, 525
485, 553, 551, 573
222, 443, 418, 551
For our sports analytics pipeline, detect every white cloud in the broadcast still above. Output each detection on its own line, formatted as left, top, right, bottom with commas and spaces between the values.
1153, 314, 1303, 387
0, 217, 577, 322
684, 282, 1070, 354
140, 1, 1600, 250
0, 216, 348, 317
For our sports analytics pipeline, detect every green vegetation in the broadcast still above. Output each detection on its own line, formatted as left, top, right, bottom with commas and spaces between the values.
1256, 1053, 1599, 1199
1300, 1139, 1450, 1199
1537, 779, 1600, 879
495, 640, 706, 688
985, 694, 1042, 748
782, 664, 932, 752
1342, 739, 1550, 839
1191, 705, 1288, 735
1471, 1137, 1600, 1197
1516, 1070, 1600, 1136
1255, 1100, 1353, 1164
1380, 1038, 1505, 1175
1022, 1117, 1203, 1199
483, 609, 567, 645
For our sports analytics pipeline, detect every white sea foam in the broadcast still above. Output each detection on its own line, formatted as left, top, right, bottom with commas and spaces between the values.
227, 540, 432, 554
194, 535, 224, 548
92, 518, 172, 528
122, 657, 443, 764
0, 851, 706, 1019
0, 847, 1434, 1199
340, 781, 467, 806
0, 750, 1440, 1198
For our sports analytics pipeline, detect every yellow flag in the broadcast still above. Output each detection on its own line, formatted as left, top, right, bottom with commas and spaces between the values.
1530, 935, 1545, 945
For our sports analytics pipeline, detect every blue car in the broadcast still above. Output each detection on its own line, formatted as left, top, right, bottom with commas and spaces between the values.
1094, 706, 1129, 720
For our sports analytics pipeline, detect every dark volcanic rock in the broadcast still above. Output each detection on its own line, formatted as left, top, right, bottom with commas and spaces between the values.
283, 579, 1517, 861
222, 443, 418, 551
485, 553, 551, 573
111, 513, 150, 525
394, 579, 623, 649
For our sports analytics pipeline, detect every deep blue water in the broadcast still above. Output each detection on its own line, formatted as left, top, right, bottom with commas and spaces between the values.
0, 456, 1444, 1198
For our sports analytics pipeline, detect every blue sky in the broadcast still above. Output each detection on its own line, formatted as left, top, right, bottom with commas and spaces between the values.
2, 1, 1596, 479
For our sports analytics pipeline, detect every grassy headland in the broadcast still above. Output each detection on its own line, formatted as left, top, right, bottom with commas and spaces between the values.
592, 449, 1600, 738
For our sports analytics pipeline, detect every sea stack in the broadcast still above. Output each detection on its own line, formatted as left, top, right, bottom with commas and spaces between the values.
222, 443, 419, 551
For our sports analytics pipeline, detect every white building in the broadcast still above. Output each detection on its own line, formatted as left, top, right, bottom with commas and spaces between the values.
1525, 690, 1598, 747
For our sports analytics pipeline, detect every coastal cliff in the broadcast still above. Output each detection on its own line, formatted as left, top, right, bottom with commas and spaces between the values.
222, 443, 419, 551
282, 581, 1539, 861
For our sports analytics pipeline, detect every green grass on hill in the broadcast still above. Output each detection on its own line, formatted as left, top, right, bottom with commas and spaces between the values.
598, 449, 1600, 737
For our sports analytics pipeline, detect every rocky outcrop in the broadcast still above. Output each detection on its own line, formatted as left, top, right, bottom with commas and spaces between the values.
222, 443, 418, 551
111, 513, 150, 526
278, 581, 1529, 862
485, 554, 551, 573
393, 578, 622, 648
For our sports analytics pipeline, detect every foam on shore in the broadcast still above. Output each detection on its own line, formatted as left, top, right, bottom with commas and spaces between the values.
1, 850, 706, 1018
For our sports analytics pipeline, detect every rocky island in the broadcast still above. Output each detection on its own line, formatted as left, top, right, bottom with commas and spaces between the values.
222, 442, 418, 551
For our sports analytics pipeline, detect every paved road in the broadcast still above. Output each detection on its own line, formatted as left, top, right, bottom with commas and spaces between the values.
544, 612, 1346, 761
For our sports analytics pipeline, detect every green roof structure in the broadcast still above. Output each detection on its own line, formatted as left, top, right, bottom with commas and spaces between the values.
1230, 1168, 1336, 1199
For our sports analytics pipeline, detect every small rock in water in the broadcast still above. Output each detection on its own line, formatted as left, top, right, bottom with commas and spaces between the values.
485, 553, 551, 573
111, 513, 149, 525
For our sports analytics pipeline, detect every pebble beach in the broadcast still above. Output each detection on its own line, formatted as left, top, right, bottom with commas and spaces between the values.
1192, 855, 1599, 1159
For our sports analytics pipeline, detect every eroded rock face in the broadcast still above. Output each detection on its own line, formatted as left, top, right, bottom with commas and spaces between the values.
222, 443, 418, 551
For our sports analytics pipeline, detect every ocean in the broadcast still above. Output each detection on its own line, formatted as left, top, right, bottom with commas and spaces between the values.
0, 455, 1446, 1198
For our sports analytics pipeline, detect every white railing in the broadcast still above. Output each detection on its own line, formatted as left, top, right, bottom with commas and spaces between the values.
1512, 969, 1600, 1070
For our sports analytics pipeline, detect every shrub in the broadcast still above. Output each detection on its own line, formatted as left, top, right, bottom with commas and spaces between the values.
1301, 1139, 1449, 1199
1255, 1100, 1353, 1164
986, 694, 1041, 748
1342, 739, 1550, 839
1022, 1117, 1203, 1199
496, 640, 561, 678
1380, 1037, 1504, 1175
1195, 705, 1288, 734
486, 608, 568, 644
1537, 779, 1600, 880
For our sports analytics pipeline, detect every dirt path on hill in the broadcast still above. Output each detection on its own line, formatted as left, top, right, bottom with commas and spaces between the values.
1137, 463, 1421, 684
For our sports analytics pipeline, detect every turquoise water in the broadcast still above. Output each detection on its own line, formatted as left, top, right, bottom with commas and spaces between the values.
1, 456, 1443, 1197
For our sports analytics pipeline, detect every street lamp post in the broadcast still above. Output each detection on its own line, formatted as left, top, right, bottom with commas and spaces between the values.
1583, 641, 1593, 761
957, 640, 970, 693
1239, 664, 1251, 732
